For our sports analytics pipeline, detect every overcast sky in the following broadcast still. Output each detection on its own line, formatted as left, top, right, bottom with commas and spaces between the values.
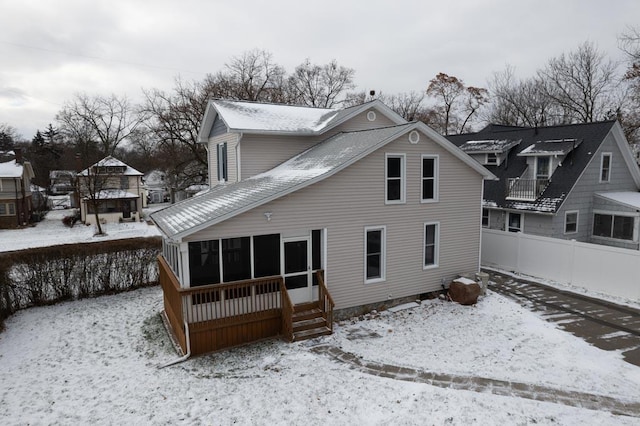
1, 0, 639, 139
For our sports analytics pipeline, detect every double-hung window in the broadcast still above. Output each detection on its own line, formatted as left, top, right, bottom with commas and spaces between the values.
385, 154, 405, 203
421, 155, 438, 202
564, 211, 578, 234
364, 226, 386, 283
423, 222, 439, 268
217, 143, 228, 182
600, 153, 611, 183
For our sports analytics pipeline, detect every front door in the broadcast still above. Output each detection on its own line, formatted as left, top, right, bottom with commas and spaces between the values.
283, 237, 312, 305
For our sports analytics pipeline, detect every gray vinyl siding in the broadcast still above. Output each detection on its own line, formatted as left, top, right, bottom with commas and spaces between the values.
522, 213, 553, 237
240, 109, 399, 178
186, 130, 484, 310
552, 129, 639, 243
207, 133, 239, 185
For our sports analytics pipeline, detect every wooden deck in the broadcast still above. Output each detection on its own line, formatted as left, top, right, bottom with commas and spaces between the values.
157, 256, 334, 356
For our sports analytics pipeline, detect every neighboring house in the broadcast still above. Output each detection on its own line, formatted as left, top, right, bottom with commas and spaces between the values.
0, 149, 35, 229
143, 170, 169, 204
448, 121, 640, 250
151, 100, 495, 355
77, 156, 144, 225
49, 170, 76, 195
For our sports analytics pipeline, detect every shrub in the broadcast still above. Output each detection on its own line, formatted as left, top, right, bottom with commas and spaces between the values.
0, 237, 162, 329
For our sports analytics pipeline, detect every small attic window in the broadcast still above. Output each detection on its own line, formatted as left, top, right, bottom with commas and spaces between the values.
486, 153, 498, 165
367, 111, 376, 122
408, 130, 420, 144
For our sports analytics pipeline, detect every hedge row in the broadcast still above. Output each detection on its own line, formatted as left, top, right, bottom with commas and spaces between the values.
0, 237, 162, 330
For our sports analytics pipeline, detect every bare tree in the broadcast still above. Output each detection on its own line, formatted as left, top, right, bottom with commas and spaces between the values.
426, 73, 488, 134
57, 93, 145, 157
485, 66, 562, 127
288, 59, 355, 107
538, 42, 618, 123
381, 91, 427, 121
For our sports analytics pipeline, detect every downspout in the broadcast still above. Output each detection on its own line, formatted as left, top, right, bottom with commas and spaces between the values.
14, 177, 19, 227
158, 320, 191, 368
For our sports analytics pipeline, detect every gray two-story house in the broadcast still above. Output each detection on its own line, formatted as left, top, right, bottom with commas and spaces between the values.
448, 121, 640, 250
151, 99, 495, 355
0, 149, 35, 229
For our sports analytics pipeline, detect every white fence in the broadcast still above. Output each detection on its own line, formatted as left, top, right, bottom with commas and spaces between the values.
482, 229, 640, 301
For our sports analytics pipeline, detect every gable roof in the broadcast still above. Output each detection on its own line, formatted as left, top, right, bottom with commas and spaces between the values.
197, 99, 407, 141
78, 156, 143, 176
448, 121, 640, 213
153, 121, 495, 240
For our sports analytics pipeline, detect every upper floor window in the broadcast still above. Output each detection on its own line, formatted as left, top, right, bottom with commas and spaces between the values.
385, 154, 405, 204
120, 176, 129, 189
217, 143, 228, 182
421, 155, 438, 202
600, 153, 611, 183
536, 156, 551, 179
365, 226, 386, 283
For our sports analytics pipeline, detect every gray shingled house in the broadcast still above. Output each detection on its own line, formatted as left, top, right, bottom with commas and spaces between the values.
151, 100, 495, 355
448, 121, 640, 250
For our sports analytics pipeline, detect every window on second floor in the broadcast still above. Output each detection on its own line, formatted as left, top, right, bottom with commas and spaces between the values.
120, 176, 129, 189
385, 154, 405, 204
217, 143, 228, 182
600, 153, 611, 183
421, 155, 438, 202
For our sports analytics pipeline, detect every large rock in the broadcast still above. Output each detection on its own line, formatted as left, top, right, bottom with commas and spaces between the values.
448, 278, 481, 305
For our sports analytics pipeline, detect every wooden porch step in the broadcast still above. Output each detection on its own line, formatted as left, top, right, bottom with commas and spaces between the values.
292, 307, 323, 322
292, 326, 332, 342
294, 302, 319, 313
292, 316, 327, 333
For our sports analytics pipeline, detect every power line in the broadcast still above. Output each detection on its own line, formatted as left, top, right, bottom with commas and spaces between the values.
0, 40, 208, 76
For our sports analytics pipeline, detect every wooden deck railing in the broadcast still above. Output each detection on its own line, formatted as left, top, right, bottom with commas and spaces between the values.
316, 270, 335, 333
281, 281, 294, 342
157, 255, 187, 352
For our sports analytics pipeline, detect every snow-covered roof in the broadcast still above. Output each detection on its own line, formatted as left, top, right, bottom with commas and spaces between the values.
153, 121, 496, 240
86, 189, 140, 200
0, 159, 24, 178
595, 191, 640, 209
518, 139, 582, 156
458, 139, 521, 154
213, 100, 340, 134
153, 124, 416, 239
79, 156, 143, 176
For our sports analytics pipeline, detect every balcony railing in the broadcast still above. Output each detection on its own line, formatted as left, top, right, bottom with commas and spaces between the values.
506, 178, 549, 201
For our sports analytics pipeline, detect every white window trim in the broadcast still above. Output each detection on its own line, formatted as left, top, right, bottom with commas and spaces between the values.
482, 208, 490, 228
385, 154, 406, 204
599, 152, 612, 183
364, 225, 386, 284
592, 210, 639, 242
421, 154, 439, 203
423, 221, 440, 269
485, 153, 498, 165
564, 210, 579, 235
506, 212, 524, 233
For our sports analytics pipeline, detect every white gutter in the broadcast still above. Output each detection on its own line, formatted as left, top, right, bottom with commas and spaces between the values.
158, 320, 191, 369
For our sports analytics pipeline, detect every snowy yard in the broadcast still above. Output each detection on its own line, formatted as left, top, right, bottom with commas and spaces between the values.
1, 287, 639, 425
0, 207, 162, 253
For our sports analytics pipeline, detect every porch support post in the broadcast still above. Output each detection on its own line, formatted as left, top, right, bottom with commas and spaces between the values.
179, 242, 191, 288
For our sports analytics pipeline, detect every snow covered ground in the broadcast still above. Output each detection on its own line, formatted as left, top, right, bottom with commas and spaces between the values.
1, 287, 638, 425
0, 207, 162, 253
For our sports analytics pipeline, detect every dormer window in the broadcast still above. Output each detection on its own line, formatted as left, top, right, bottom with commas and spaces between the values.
217, 143, 228, 182
486, 153, 498, 165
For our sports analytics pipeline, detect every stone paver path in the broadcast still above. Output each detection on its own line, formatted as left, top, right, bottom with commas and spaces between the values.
311, 345, 640, 418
